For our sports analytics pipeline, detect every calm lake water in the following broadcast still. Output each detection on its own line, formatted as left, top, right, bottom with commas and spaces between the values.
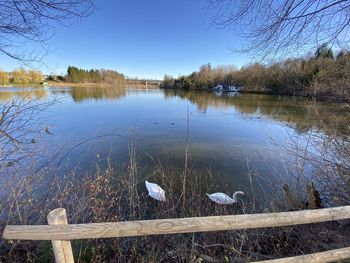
1, 86, 348, 205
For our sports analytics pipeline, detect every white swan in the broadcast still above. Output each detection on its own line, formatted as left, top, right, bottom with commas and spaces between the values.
145, 181, 166, 202
206, 191, 244, 205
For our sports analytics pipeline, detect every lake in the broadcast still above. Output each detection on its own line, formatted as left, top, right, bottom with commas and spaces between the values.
1, 86, 348, 209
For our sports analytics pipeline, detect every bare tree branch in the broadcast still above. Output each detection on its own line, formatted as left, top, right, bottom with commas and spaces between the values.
0, 0, 95, 64
208, 0, 350, 59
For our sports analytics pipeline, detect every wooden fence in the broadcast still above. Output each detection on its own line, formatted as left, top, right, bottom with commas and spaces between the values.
3, 206, 350, 262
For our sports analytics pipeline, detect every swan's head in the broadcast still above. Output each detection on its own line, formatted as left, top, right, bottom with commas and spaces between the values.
232, 191, 245, 200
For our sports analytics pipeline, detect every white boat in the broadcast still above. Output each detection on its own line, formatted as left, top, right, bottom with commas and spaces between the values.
214, 84, 223, 91
226, 85, 241, 92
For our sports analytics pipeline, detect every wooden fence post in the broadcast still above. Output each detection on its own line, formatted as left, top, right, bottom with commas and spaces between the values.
47, 208, 74, 263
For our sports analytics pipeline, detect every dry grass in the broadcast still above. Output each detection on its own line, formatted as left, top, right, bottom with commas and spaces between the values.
1, 139, 350, 262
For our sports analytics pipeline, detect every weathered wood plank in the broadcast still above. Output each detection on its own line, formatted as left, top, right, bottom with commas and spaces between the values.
3, 206, 350, 241
254, 246, 350, 263
47, 208, 74, 263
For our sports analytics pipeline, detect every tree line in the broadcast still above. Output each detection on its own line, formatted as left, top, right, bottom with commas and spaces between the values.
66, 66, 125, 85
162, 45, 350, 101
0, 68, 43, 85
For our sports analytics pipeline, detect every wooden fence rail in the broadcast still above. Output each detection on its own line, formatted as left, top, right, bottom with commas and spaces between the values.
3, 206, 350, 263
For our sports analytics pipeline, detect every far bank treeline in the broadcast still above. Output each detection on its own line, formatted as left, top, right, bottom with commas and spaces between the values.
63, 67, 159, 86
0, 66, 127, 86
0, 68, 42, 85
64, 66, 125, 85
162, 45, 350, 101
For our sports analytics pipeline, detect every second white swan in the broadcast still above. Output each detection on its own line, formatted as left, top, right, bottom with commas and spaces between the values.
206, 191, 244, 205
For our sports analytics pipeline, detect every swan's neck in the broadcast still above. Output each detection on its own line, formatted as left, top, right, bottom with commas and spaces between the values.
232, 192, 242, 202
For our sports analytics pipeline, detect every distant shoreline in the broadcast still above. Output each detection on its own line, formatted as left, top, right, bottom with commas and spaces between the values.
47, 81, 112, 88
47, 81, 160, 88
0, 83, 43, 88
0, 81, 160, 89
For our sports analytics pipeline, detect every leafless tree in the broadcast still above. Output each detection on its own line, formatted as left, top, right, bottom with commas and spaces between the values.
0, 0, 95, 172
208, 0, 350, 58
0, 0, 95, 169
0, 0, 94, 63
0, 92, 56, 169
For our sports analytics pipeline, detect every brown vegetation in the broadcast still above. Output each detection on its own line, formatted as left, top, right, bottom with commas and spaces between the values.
162, 45, 350, 101
0, 68, 43, 85
1, 144, 350, 262
0, 71, 9, 85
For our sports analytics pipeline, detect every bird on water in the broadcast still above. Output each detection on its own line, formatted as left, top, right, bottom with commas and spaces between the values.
145, 181, 166, 202
206, 191, 244, 205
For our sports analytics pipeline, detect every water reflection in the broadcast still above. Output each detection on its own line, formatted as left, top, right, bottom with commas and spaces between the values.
1, 86, 348, 208
49, 85, 127, 102
164, 89, 349, 136
0, 87, 48, 102
0, 85, 127, 103
1, 86, 347, 137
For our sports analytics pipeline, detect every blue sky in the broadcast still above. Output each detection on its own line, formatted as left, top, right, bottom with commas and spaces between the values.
0, 0, 250, 79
